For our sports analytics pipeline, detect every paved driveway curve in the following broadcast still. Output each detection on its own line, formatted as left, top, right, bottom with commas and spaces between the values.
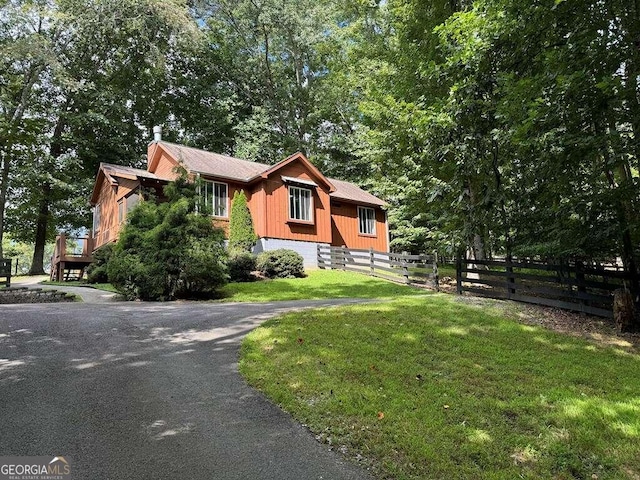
0, 300, 373, 479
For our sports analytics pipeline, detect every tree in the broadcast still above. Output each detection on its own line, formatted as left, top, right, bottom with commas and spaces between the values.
228, 190, 257, 253
0, 0, 200, 271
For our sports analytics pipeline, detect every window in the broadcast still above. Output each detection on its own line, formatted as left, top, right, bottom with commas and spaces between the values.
358, 206, 376, 235
117, 199, 125, 224
201, 180, 228, 217
93, 204, 101, 234
126, 193, 139, 213
289, 186, 313, 222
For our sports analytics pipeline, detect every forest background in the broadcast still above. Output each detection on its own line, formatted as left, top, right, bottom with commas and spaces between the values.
1, 0, 638, 277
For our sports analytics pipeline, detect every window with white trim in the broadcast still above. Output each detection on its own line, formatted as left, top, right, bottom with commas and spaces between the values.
288, 186, 313, 222
202, 180, 228, 217
93, 204, 101, 234
358, 206, 376, 235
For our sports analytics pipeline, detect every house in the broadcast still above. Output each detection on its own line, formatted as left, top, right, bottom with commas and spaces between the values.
89, 133, 389, 266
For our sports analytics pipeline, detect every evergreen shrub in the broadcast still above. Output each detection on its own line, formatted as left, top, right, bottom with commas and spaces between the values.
256, 249, 304, 278
107, 178, 228, 300
228, 251, 257, 282
86, 243, 114, 283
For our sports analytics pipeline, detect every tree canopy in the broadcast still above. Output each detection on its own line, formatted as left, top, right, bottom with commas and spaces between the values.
1, 0, 639, 275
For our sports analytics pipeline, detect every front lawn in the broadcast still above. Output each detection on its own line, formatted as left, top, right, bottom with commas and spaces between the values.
217, 269, 425, 302
240, 295, 640, 479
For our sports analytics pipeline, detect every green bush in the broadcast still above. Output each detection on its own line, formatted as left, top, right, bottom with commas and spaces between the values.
228, 190, 258, 253
256, 249, 304, 279
86, 243, 114, 283
228, 251, 257, 282
107, 178, 228, 300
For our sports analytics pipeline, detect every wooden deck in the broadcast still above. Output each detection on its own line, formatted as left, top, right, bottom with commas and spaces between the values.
50, 234, 94, 281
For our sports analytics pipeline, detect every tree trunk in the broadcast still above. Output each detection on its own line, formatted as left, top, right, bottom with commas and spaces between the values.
0, 149, 11, 259
28, 185, 51, 275
28, 116, 65, 275
614, 289, 635, 333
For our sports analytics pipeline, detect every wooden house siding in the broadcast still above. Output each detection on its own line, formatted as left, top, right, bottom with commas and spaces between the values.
261, 161, 332, 244
93, 176, 139, 250
150, 151, 181, 179
330, 202, 388, 251
90, 143, 389, 256
247, 185, 267, 238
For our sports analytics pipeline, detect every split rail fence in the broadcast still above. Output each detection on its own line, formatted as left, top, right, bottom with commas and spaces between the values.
317, 245, 439, 290
318, 245, 633, 319
456, 256, 632, 318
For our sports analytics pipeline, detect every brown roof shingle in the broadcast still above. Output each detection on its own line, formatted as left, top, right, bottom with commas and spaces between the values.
102, 163, 166, 181
153, 142, 386, 207
329, 178, 386, 207
160, 142, 270, 181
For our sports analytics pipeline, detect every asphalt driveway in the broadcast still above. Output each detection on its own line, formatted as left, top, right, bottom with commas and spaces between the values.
0, 300, 373, 479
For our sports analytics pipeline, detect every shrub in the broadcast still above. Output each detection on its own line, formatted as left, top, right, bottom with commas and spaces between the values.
107, 177, 228, 300
256, 249, 304, 279
86, 243, 114, 283
228, 251, 257, 282
228, 190, 258, 253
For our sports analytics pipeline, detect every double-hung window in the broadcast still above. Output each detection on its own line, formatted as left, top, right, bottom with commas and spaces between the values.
358, 206, 376, 235
289, 186, 313, 222
202, 180, 228, 217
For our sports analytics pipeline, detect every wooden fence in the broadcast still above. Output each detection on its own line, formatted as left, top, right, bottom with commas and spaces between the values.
456, 256, 631, 318
0, 259, 11, 288
318, 245, 439, 290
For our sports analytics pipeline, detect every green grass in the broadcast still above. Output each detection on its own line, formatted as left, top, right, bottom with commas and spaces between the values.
240, 294, 640, 479
217, 269, 425, 302
41, 280, 119, 293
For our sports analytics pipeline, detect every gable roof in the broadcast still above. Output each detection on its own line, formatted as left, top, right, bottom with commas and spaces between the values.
90, 163, 166, 204
257, 152, 336, 192
147, 141, 385, 206
101, 163, 164, 182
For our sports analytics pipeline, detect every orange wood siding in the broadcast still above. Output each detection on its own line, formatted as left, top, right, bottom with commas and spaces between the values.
247, 185, 266, 238
330, 202, 388, 251
93, 175, 139, 250
151, 151, 180, 179
261, 162, 332, 244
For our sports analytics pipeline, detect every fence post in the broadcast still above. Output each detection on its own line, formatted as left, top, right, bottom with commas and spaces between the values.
456, 252, 463, 294
402, 251, 410, 284
506, 255, 515, 300
341, 245, 346, 271
369, 247, 375, 276
433, 252, 439, 292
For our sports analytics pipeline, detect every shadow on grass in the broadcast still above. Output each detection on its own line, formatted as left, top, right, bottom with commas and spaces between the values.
240, 295, 640, 480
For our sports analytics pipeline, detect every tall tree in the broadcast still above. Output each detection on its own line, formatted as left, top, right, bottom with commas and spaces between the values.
0, 0, 200, 272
